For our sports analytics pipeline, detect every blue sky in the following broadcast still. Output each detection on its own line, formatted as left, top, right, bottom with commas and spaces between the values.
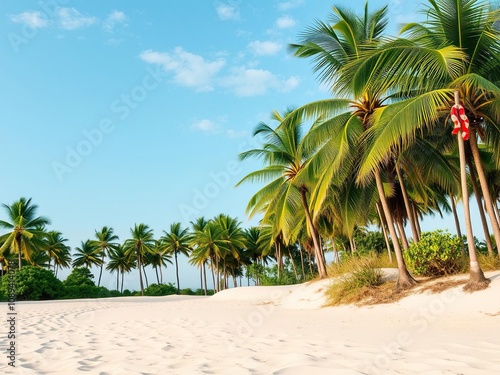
1, 0, 479, 291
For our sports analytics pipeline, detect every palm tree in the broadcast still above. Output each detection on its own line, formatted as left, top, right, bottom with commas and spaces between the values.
160, 222, 192, 293
123, 224, 155, 296
44, 230, 70, 273
0, 197, 51, 269
107, 245, 135, 292
287, 4, 418, 287
237, 110, 328, 278
92, 226, 119, 287
189, 217, 210, 294
148, 240, 172, 285
73, 240, 103, 269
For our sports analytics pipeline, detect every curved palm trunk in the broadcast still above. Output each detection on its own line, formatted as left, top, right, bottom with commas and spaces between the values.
376, 203, 393, 263
299, 188, 327, 278
16, 237, 22, 269
175, 252, 180, 293
288, 246, 299, 280
137, 253, 145, 296
143, 265, 149, 288
469, 130, 500, 256
469, 163, 495, 256
155, 266, 160, 285
203, 261, 207, 295
121, 270, 125, 293
396, 163, 420, 242
455, 92, 489, 291
298, 245, 306, 278
375, 170, 416, 289
159, 265, 163, 284
98, 252, 105, 287
450, 194, 466, 257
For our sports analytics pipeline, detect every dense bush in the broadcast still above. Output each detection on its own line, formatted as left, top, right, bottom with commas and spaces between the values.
404, 230, 464, 276
143, 283, 177, 296
63, 267, 95, 287
353, 231, 388, 255
1, 266, 63, 300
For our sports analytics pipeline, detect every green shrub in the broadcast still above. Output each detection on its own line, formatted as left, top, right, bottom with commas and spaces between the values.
179, 288, 194, 295
143, 283, 176, 296
353, 231, 388, 255
404, 230, 464, 276
122, 289, 133, 296
1, 266, 63, 300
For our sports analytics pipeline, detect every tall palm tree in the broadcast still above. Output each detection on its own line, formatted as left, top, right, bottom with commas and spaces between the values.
160, 222, 192, 293
189, 217, 210, 294
123, 224, 155, 296
287, 4, 418, 287
106, 245, 135, 292
147, 240, 173, 285
237, 110, 328, 278
92, 226, 119, 287
72, 240, 102, 269
0, 197, 50, 269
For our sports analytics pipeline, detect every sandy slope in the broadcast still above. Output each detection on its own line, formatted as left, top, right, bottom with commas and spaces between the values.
2, 271, 500, 375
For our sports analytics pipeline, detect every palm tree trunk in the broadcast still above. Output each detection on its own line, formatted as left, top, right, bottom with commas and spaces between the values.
307, 250, 313, 275
175, 252, 180, 294
155, 266, 160, 285
203, 261, 207, 295
17, 237, 22, 269
288, 246, 299, 280
469, 129, 500, 256
396, 163, 420, 242
159, 265, 163, 284
454, 92, 489, 291
375, 170, 415, 288
143, 264, 149, 288
98, 252, 105, 287
121, 271, 125, 293
349, 236, 356, 254
299, 187, 327, 278
211, 259, 216, 293
469, 162, 495, 256
396, 218, 409, 250
450, 194, 466, 257
137, 253, 145, 296
116, 270, 119, 291
275, 241, 282, 278
376, 203, 393, 263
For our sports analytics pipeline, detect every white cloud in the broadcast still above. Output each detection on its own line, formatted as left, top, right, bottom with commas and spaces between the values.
277, 0, 304, 11
10, 11, 49, 28
192, 119, 219, 133
221, 67, 299, 96
226, 129, 249, 138
275, 15, 296, 29
58, 7, 97, 30
248, 40, 282, 56
215, 4, 240, 20
103, 10, 127, 33
139, 48, 226, 92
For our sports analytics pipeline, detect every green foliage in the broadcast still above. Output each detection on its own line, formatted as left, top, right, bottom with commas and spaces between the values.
1, 266, 63, 300
63, 267, 95, 287
404, 230, 464, 276
61, 285, 113, 299
248, 261, 306, 286
143, 283, 177, 296
179, 288, 194, 295
193, 288, 214, 296
122, 289, 133, 296
353, 231, 387, 255
328, 252, 394, 277
326, 257, 384, 305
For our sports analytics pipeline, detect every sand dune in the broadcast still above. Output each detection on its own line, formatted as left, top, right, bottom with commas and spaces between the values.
2, 271, 500, 374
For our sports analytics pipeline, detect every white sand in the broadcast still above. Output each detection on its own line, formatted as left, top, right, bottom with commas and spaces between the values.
3, 271, 500, 374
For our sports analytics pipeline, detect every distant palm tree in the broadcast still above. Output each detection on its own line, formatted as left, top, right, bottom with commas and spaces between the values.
123, 224, 155, 296
44, 230, 70, 273
92, 226, 119, 287
0, 197, 50, 269
160, 222, 192, 293
147, 240, 172, 284
73, 240, 102, 269
106, 245, 135, 292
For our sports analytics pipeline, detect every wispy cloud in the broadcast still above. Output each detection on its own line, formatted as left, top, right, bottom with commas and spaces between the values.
191, 119, 220, 133
103, 10, 127, 33
10, 11, 50, 28
191, 118, 248, 139
215, 3, 240, 20
221, 67, 299, 96
248, 40, 282, 56
277, 0, 304, 11
140, 48, 226, 92
275, 15, 296, 29
58, 8, 97, 30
